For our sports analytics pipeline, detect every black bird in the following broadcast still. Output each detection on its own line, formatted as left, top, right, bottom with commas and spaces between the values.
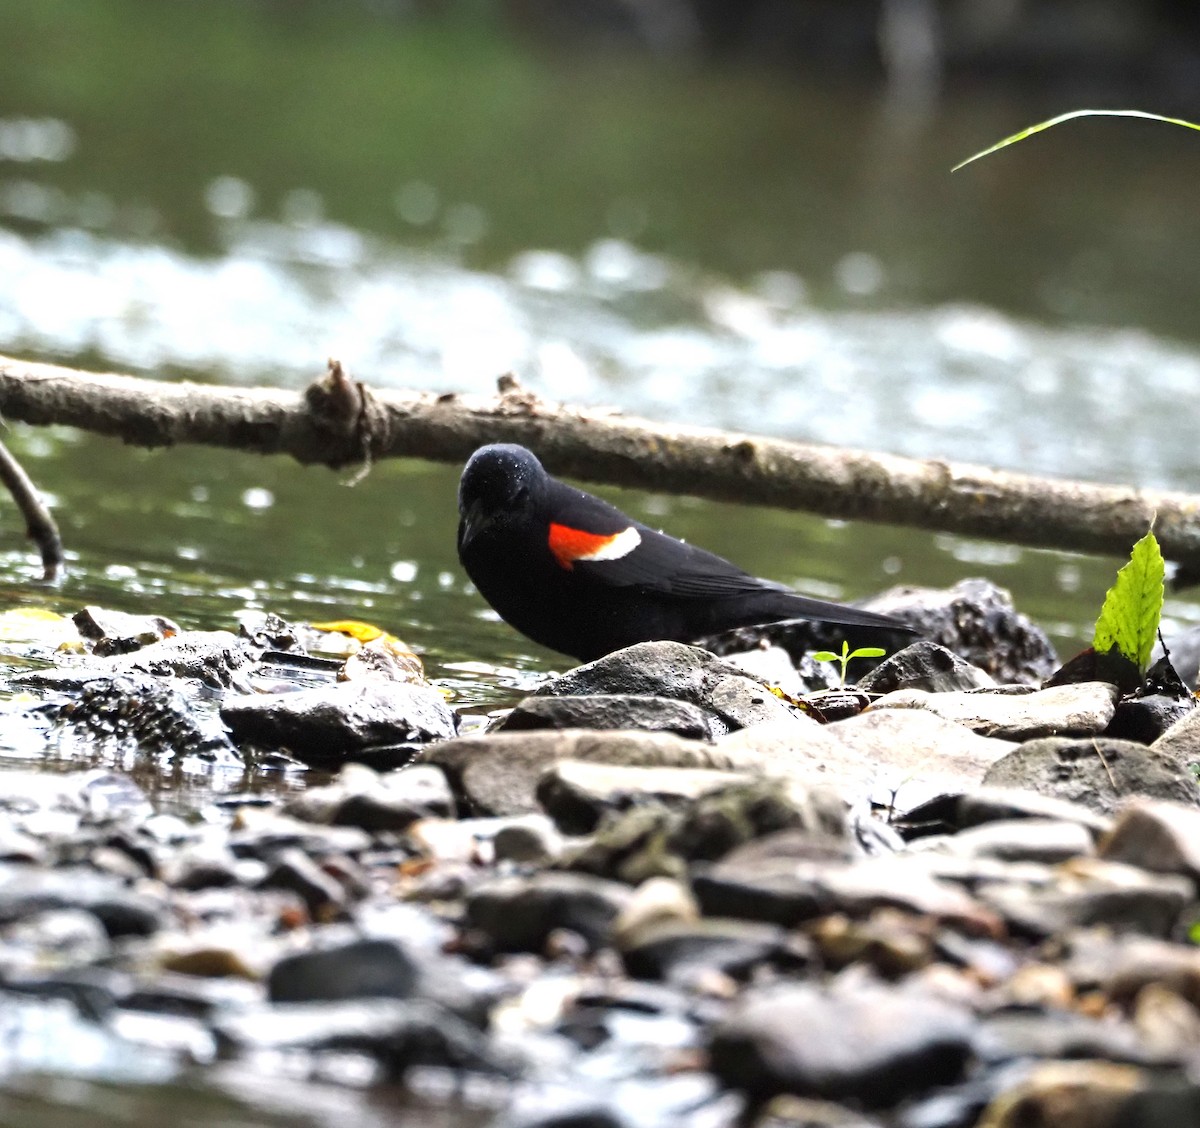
457, 443, 913, 662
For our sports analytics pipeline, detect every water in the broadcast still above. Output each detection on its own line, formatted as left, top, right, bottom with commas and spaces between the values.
3, 0, 1200, 683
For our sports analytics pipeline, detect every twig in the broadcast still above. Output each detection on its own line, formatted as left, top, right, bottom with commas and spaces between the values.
0, 437, 65, 583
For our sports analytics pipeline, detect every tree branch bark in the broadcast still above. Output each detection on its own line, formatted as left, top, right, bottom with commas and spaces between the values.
0, 353, 1194, 567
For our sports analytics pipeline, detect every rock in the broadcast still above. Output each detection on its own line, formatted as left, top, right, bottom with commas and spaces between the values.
912, 819, 1096, 865
856, 641, 994, 694
975, 857, 1192, 938
564, 779, 850, 885
823, 709, 1014, 808
268, 937, 419, 1003
109, 630, 257, 689
750, 1097, 886, 1128
708, 981, 974, 1105
339, 636, 425, 685
285, 763, 455, 830
612, 877, 699, 948
720, 644, 835, 698
73, 606, 179, 655
534, 641, 796, 732
1098, 800, 1200, 885
872, 682, 1118, 740
619, 917, 807, 983
975, 1060, 1145, 1128
228, 808, 372, 860
466, 872, 632, 952
973, 1009, 1160, 1067
221, 682, 456, 765
429, 729, 755, 818
809, 910, 934, 977
258, 848, 349, 919
498, 694, 716, 740
982, 737, 1200, 815
1151, 706, 1200, 769
1106, 692, 1196, 745
693, 848, 997, 935
0, 864, 166, 937
492, 818, 565, 865
895, 787, 1113, 843
536, 760, 756, 835
856, 578, 1059, 685
211, 998, 510, 1078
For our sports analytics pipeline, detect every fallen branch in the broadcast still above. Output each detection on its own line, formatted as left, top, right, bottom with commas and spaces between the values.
0, 438, 64, 582
0, 354, 1197, 568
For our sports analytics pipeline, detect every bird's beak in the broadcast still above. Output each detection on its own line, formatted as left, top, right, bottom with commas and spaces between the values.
458, 497, 487, 550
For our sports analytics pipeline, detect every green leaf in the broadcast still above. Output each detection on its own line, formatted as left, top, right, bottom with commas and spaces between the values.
953, 109, 1200, 172
1093, 530, 1165, 675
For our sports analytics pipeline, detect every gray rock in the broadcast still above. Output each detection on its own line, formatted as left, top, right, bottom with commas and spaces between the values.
708, 981, 974, 1105
982, 737, 1200, 815
1106, 692, 1196, 745
429, 729, 750, 818
915, 817, 1096, 864
693, 848, 993, 932
212, 998, 510, 1078
976, 858, 1192, 938
896, 787, 1113, 843
536, 760, 756, 835
1151, 706, 1200, 768
0, 864, 165, 937
285, 763, 455, 830
1099, 800, 1200, 885
872, 681, 1118, 740
221, 681, 456, 765
492, 818, 565, 864
268, 937, 419, 1003
618, 917, 806, 982
109, 629, 257, 689
498, 694, 715, 740
855, 578, 1059, 685
466, 872, 632, 952
73, 606, 179, 654
856, 640, 994, 694
974, 1009, 1164, 1066
535, 641, 795, 732
258, 847, 349, 918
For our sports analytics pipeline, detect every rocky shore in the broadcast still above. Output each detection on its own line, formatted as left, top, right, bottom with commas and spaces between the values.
3, 580, 1200, 1126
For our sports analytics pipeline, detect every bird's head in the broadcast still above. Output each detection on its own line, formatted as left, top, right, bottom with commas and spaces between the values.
457, 443, 548, 547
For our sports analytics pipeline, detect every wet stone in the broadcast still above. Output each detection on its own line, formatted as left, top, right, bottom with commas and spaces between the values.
619, 916, 808, 983
109, 630, 258, 689
258, 847, 350, 919
0, 864, 166, 937
1098, 800, 1200, 885
872, 681, 1118, 741
912, 818, 1095, 865
856, 640, 995, 694
429, 729, 747, 818
221, 681, 456, 765
534, 641, 796, 732
497, 693, 716, 740
1105, 691, 1196, 744
466, 871, 632, 953
975, 857, 1192, 939
211, 997, 512, 1078
268, 936, 419, 1003
285, 763, 455, 830
709, 980, 974, 1106
982, 736, 1200, 815
536, 759, 755, 836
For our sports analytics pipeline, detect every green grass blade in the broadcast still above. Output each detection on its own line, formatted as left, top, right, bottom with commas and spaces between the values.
953, 109, 1200, 172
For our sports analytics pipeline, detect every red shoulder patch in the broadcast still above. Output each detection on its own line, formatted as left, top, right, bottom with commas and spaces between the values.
548, 523, 641, 571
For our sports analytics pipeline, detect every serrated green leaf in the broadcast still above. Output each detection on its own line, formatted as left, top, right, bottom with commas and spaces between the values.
952, 109, 1200, 172
1093, 531, 1164, 675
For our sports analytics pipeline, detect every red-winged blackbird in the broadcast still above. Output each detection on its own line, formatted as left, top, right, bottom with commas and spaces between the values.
457, 443, 914, 662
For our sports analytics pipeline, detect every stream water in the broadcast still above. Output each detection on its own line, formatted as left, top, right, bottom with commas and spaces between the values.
3, 2, 1200, 1115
